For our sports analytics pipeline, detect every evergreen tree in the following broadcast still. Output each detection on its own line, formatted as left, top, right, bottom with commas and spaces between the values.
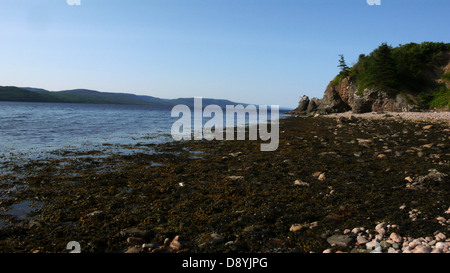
338, 54, 350, 75
372, 43, 398, 94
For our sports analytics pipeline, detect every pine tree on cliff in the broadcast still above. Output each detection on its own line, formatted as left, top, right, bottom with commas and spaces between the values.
338, 54, 350, 76
372, 43, 398, 95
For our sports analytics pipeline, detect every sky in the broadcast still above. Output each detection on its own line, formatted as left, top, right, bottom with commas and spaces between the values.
0, 0, 449, 108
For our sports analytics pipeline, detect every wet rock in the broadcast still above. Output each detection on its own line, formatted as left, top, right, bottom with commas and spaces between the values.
142, 243, 159, 250
327, 234, 353, 248
120, 227, 152, 239
125, 246, 141, 253
126, 237, 145, 246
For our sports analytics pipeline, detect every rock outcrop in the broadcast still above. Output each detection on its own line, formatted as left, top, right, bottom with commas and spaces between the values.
289, 50, 450, 115
289, 80, 421, 115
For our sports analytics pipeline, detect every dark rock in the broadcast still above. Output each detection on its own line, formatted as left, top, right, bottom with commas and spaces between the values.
297, 95, 310, 112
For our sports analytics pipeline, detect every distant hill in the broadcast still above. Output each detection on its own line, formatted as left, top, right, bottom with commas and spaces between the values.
0, 86, 249, 109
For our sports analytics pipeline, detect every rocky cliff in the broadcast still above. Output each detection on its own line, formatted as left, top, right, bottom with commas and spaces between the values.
290, 43, 450, 115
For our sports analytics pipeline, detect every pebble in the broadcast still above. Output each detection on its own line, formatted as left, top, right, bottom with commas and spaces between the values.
413, 245, 431, 253
389, 233, 403, 243
126, 237, 145, 246
290, 224, 304, 232
294, 180, 309, 187
327, 222, 450, 253
318, 173, 326, 181
169, 236, 181, 251
125, 246, 141, 253
357, 235, 369, 245
366, 241, 380, 250
435, 233, 446, 241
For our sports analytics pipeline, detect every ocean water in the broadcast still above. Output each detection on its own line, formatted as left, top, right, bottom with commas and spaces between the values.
0, 101, 284, 164
0, 101, 177, 164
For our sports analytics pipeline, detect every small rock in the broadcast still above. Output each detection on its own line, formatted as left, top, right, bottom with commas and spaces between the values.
126, 237, 145, 246
290, 224, 305, 232
413, 245, 431, 253
327, 234, 353, 248
377, 154, 386, 159
229, 152, 242, 157
351, 227, 364, 234
318, 173, 326, 181
366, 241, 380, 250
169, 236, 181, 251
375, 222, 387, 231
210, 233, 225, 244
435, 233, 446, 241
125, 246, 141, 253
357, 235, 369, 245
404, 177, 414, 183
423, 125, 433, 130
323, 249, 333, 253
227, 176, 244, 181
294, 180, 309, 187
377, 228, 386, 236
120, 227, 152, 239
389, 233, 403, 243
350, 248, 371, 253
387, 247, 399, 253
87, 210, 103, 217
380, 240, 391, 248
435, 242, 447, 250
142, 243, 158, 250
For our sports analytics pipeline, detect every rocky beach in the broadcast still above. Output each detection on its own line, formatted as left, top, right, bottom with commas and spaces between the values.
0, 112, 448, 253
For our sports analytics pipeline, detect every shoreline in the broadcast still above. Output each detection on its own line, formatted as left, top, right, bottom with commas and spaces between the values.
0, 115, 449, 253
323, 111, 450, 122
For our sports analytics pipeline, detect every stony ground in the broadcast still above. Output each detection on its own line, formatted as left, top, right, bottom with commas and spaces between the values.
0, 114, 449, 253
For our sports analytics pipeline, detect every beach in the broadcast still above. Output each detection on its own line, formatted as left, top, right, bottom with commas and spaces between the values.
1, 113, 449, 253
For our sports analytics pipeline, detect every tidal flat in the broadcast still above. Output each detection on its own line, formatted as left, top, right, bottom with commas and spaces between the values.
0, 115, 449, 253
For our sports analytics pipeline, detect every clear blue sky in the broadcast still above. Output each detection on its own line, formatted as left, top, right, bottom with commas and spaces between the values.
0, 0, 449, 108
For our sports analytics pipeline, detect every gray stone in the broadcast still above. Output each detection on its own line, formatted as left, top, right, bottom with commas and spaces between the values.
327, 234, 353, 248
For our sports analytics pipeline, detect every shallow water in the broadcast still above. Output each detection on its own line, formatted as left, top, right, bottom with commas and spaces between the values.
0, 101, 176, 163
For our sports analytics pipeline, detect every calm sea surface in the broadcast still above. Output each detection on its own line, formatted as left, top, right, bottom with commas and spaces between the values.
0, 101, 176, 163
0, 101, 284, 164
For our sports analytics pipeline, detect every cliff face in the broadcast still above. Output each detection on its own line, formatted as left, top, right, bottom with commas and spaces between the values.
290, 79, 418, 115
290, 46, 450, 115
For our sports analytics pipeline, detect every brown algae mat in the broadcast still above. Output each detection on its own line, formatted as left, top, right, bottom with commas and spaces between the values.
0, 115, 449, 253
